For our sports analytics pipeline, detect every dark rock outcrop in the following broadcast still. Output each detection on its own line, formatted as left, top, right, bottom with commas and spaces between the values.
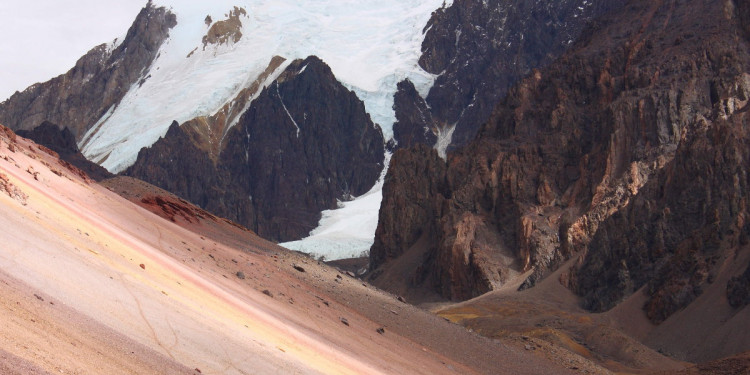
393, 0, 625, 149
16, 122, 113, 181
370, 144, 447, 270
16, 121, 78, 154
728, 263, 750, 309
571, 113, 750, 322
371, 0, 750, 320
202, 6, 246, 48
0, 2, 176, 139
125, 56, 385, 242
392, 80, 437, 148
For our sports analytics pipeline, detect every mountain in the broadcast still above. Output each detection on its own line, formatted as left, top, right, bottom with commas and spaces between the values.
1, 0, 750, 372
0, 4, 176, 141
0, 0, 633, 254
0, 123, 582, 374
0, 0, 445, 248
0, 0, 444, 173
123, 56, 385, 242
392, 0, 626, 151
370, 0, 750, 364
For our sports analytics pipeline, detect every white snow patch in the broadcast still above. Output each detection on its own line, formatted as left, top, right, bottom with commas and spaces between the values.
435, 124, 456, 159
280, 154, 391, 261
81, 0, 451, 173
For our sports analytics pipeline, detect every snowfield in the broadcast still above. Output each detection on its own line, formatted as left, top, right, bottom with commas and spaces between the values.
79, 0, 450, 260
80, 0, 449, 173
280, 154, 391, 261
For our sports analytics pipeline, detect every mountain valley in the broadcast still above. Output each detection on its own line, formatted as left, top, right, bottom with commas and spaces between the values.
0, 0, 749, 373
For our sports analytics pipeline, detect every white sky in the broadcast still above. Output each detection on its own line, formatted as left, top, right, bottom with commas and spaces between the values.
0, 0, 148, 101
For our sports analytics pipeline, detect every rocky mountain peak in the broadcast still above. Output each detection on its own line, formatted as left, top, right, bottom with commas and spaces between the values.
0, 3, 176, 140
202, 6, 247, 48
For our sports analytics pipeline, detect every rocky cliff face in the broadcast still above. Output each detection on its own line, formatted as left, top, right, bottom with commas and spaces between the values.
371, 0, 750, 323
370, 144, 447, 270
569, 111, 750, 322
728, 262, 750, 308
392, 0, 625, 149
125, 56, 385, 242
0, 3, 175, 139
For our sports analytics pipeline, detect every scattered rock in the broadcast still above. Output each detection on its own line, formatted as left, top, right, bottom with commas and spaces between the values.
0, 172, 28, 205
397, 296, 406, 303
26, 167, 39, 180
339, 317, 349, 326
262, 290, 273, 298
139, 264, 146, 270
376, 327, 385, 335
236, 271, 246, 280
293, 264, 306, 273
34, 294, 44, 302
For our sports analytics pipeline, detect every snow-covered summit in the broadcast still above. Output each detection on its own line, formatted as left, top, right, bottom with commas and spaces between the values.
80, 0, 450, 173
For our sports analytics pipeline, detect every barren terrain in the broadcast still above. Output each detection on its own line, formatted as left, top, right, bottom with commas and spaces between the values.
0, 126, 587, 374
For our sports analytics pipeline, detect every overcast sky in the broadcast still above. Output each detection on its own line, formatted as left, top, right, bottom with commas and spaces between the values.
0, 0, 148, 101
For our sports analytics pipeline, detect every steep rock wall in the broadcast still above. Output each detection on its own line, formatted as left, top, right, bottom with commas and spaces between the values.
393, 0, 625, 149
125, 56, 385, 242
0, 3, 176, 139
371, 0, 750, 318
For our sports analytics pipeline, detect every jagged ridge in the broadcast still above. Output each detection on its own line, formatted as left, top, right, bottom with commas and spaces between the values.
125, 56, 385, 242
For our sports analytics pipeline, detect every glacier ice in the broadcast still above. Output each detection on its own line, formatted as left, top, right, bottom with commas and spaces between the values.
79, 0, 451, 261
80, 0, 450, 174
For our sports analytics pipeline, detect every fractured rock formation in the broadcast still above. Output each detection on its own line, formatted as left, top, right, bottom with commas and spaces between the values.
371, 0, 750, 328
125, 56, 385, 242
0, 3, 176, 139
393, 0, 625, 150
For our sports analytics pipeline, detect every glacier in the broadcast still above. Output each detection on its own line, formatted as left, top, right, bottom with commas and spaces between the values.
79, 0, 450, 261
80, 0, 449, 173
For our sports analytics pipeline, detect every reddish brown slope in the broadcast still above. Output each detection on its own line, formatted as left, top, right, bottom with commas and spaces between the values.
0, 123, 580, 374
